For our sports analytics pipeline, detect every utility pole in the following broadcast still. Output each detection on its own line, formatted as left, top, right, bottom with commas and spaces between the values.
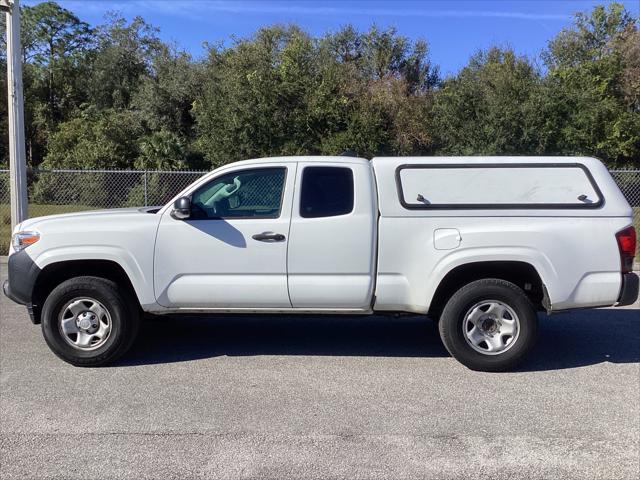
1, 0, 27, 229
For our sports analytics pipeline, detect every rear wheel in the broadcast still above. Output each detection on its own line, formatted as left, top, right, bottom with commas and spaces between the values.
438, 279, 537, 372
41, 276, 140, 367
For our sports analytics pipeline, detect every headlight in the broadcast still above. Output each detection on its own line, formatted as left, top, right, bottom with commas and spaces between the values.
12, 231, 40, 252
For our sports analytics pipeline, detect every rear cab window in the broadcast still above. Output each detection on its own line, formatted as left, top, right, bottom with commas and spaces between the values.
300, 166, 354, 218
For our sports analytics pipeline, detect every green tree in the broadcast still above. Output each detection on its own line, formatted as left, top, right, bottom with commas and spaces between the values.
612, 25, 640, 112
0, 2, 95, 166
541, 3, 639, 166
89, 14, 164, 110
194, 25, 322, 166
432, 48, 544, 155
35, 106, 144, 207
544, 3, 635, 68
130, 45, 205, 168
135, 130, 188, 170
193, 25, 438, 165
314, 26, 437, 157
20, 1, 93, 118
131, 46, 201, 137
2, 1, 638, 173
42, 106, 142, 169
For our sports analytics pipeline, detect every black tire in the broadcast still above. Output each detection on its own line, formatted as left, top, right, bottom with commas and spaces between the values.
438, 278, 537, 372
41, 276, 140, 367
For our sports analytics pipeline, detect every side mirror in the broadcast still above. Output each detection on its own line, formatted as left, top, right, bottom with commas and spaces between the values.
171, 196, 191, 220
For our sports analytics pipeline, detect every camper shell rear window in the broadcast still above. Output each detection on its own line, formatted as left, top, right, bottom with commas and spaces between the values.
395, 163, 604, 210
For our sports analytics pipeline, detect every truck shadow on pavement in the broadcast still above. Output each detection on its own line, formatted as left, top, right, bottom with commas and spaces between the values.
117, 309, 640, 371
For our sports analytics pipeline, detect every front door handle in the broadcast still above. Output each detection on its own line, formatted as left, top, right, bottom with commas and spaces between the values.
252, 232, 286, 242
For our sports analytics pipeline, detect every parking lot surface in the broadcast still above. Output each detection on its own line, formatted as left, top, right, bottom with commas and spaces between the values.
1, 263, 639, 479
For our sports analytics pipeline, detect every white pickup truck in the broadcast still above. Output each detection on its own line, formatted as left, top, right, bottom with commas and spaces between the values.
4, 156, 638, 371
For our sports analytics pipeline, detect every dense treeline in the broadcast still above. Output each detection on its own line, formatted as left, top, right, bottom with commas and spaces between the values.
0, 1, 638, 171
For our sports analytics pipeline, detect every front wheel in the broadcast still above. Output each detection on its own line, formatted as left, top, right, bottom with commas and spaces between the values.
438, 279, 538, 372
41, 276, 140, 367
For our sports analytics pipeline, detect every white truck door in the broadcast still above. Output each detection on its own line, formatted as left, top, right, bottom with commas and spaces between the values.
154, 164, 295, 309
287, 162, 377, 309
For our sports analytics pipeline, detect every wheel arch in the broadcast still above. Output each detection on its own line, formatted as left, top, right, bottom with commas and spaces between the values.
428, 260, 549, 318
31, 259, 142, 324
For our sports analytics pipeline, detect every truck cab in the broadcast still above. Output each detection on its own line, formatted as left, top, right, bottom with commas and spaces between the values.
152, 156, 378, 312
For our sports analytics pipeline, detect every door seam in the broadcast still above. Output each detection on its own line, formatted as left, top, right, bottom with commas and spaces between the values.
285, 162, 298, 307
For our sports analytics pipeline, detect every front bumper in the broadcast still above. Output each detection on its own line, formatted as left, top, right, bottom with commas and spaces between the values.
3, 278, 24, 304
617, 273, 639, 307
3, 279, 39, 324
3, 250, 41, 324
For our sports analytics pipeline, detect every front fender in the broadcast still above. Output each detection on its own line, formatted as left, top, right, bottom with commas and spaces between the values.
32, 246, 155, 306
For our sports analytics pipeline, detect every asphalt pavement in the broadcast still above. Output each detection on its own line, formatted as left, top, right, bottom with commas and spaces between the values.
1, 263, 639, 479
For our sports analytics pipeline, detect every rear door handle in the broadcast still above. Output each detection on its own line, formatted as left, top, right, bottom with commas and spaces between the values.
252, 232, 286, 242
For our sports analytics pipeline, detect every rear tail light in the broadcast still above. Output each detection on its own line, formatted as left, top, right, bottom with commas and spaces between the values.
615, 226, 636, 273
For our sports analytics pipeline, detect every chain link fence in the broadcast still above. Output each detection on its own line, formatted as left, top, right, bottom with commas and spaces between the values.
1, 168, 639, 254
0, 169, 207, 254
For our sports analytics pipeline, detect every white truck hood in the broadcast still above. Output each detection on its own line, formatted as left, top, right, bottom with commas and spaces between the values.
15, 207, 158, 232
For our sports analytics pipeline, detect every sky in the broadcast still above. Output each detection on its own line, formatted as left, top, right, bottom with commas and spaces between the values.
24, 0, 640, 76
